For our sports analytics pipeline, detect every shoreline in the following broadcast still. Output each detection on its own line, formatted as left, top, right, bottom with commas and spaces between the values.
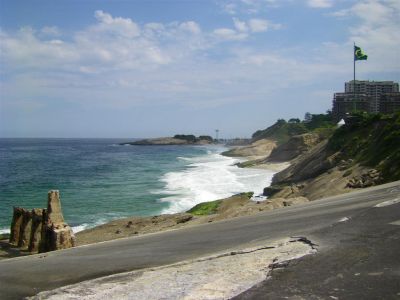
0, 145, 261, 233
0, 190, 308, 259
0, 152, 288, 259
73, 155, 291, 247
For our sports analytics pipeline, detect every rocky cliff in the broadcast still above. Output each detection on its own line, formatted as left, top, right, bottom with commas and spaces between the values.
266, 133, 322, 163
264, 112, 400, 200
221, 139, 277, 158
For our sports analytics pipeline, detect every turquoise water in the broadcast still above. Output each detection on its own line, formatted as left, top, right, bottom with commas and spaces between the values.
0, 138, 275, 233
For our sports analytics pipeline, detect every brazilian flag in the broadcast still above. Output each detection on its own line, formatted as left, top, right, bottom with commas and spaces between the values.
355, 45, 368, 61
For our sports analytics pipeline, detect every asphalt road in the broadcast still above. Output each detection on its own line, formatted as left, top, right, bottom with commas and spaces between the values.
234, 186, 400, 299
0, 181, 399, 299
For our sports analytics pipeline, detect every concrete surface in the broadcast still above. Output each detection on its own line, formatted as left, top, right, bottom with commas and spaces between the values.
28, 238, 315, 299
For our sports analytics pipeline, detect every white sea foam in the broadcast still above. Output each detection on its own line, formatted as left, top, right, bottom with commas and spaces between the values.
1, 221, 105, 236
71, 224, 90, 233
71, 216, 117, 233
0, 228, 9, 235
159, 148, 275, 214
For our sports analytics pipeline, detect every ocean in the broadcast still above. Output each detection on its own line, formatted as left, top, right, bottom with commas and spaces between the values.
0, 138, 275, 233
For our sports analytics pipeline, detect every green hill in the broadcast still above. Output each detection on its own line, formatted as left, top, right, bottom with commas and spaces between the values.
252, 113, 335, 145
328, 112, 400, 182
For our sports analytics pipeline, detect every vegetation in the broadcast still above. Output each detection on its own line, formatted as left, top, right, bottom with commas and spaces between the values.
0, 233, 10, 240
198, 135, 213, 142
328, 112, 400, 182
187, 199, 222, 216
174, 134, 197, 142
174, 134, 214, 143
241, 192, 254, 198
252, 119, 308, 144
252, 112, 336, 145
303, 111, 335, 131
186, 192, 253, 216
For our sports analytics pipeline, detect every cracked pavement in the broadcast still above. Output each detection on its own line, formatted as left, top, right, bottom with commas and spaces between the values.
234, 189, 400, 299
28, 238, 316, 299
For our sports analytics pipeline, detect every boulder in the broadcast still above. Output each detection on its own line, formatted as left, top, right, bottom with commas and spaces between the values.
346, 169, 382, 188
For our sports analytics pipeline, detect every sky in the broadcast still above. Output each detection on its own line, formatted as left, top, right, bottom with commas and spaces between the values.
0, 0, 399, 138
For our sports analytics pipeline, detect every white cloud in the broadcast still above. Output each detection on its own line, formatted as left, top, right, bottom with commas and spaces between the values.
1, 12, 211, 75
41, 26, 61, 36
179, 21, 201, 34
213, 28, 248, 41
224, 17, 281, 38
222, 3, 237, 15
220, 0, 282, 15
307, 0, 333, 8
330, 0, 400, 73
233, 18, 248, 32
1, 4, 398, 138
93, 10, 141, 38
248, 18, 269, 32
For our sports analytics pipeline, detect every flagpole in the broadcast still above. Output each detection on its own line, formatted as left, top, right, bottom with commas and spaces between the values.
353, 42, 356, 112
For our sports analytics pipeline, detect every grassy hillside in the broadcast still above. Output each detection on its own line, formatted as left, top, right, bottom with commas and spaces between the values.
252, 119, 308, 144
252, 113, 335, 145
328, 112, 400, 182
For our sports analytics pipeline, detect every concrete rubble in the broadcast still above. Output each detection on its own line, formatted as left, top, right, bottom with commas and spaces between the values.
9, 190, 75, 253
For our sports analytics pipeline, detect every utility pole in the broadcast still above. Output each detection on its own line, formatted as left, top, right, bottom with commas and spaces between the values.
215, 129, 219, 143
353, 42, 356, 112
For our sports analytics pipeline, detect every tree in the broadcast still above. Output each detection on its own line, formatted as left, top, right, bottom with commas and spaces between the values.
288, 118, 301, 123
304, 112, 312, 123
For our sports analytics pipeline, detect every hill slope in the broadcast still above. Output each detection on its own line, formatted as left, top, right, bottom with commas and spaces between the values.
264, 112, 400, 200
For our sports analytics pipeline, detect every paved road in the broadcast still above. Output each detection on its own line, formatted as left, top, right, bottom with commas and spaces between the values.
0, 181, 399, 299
234, 186, 400, 299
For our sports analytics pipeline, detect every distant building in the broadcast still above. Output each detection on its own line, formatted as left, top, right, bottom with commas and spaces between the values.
332, 80, 400, 121
380, 93, 400, 115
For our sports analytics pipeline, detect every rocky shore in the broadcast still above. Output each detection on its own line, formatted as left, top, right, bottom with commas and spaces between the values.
2, 112, 398, 260
121, 134, 213, 146
225, 112, 400, 201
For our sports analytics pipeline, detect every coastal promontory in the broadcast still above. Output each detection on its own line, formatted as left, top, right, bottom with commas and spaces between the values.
121, 134, 213, 146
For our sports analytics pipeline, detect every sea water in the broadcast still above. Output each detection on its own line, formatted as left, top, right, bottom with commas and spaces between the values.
0, 139, 274, 233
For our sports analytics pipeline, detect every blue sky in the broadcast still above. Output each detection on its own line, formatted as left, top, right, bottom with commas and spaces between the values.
1, 0, 399, 138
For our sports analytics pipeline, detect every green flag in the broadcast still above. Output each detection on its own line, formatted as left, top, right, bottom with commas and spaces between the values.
354, 45, 368, 61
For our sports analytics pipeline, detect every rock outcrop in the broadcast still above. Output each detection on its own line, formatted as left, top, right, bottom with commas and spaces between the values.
8, 190, 75, 253
121, 136, 213, 146
271, 140, 334, 184
346, 169, 382, 188
222, 139, 277, 158
267, 133, 322, 163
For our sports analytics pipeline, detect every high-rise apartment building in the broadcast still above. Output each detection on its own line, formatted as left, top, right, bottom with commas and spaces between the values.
332, 80, 400, 121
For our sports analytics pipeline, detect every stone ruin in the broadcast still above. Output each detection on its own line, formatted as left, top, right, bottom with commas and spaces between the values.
9, 190, 76, 253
